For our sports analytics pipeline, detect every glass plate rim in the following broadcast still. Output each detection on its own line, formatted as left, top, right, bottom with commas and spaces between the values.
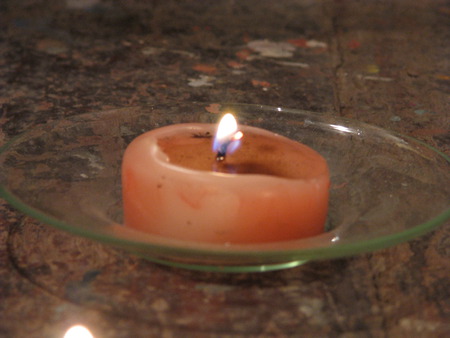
0, 103, 449, 262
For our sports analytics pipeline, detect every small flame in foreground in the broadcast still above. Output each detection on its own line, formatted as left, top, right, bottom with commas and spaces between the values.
64, 325, 94, 338
213, 113, 243, 161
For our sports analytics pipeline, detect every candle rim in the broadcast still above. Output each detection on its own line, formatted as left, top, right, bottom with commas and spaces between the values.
146, 122, 330, 181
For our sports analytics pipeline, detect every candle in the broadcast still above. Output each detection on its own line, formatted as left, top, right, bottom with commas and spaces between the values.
122, 114, 330, 244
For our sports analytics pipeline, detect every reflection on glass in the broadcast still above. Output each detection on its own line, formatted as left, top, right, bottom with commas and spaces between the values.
329, 124, 353, 134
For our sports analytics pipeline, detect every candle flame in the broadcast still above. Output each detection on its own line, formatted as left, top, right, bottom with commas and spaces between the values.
213, 113, 243, 160
64, 325, 94, 338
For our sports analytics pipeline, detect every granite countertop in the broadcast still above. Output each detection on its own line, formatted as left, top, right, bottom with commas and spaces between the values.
1, 1, 449, 337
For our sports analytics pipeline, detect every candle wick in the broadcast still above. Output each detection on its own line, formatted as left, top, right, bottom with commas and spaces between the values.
216, 152, 226, 162
215, 141, 229, 162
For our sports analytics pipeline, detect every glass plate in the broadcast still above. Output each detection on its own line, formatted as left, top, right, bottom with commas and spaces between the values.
1, 103, 449, 272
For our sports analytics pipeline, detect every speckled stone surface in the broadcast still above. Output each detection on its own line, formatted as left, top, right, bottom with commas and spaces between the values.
1, 1, 449, 337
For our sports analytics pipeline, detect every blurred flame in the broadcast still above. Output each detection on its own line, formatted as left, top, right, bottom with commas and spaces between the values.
64, 325, 94, 338
213, 113, 243, 156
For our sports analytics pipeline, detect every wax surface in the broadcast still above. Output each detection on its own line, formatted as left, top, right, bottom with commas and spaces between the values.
122, 123, 330, 244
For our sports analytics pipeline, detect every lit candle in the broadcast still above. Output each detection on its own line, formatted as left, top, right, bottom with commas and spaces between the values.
122, 113, 330, 244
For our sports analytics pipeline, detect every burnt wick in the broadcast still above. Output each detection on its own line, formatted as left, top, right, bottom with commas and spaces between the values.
216, 152, 226, 162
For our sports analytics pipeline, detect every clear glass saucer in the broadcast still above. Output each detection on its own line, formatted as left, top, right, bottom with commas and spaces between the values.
0, 103, 448, 272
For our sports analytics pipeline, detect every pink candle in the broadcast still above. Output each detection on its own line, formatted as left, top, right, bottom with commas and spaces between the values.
122, 114, 330, 244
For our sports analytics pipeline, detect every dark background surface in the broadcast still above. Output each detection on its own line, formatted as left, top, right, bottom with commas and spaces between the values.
1, 1, 449, 337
